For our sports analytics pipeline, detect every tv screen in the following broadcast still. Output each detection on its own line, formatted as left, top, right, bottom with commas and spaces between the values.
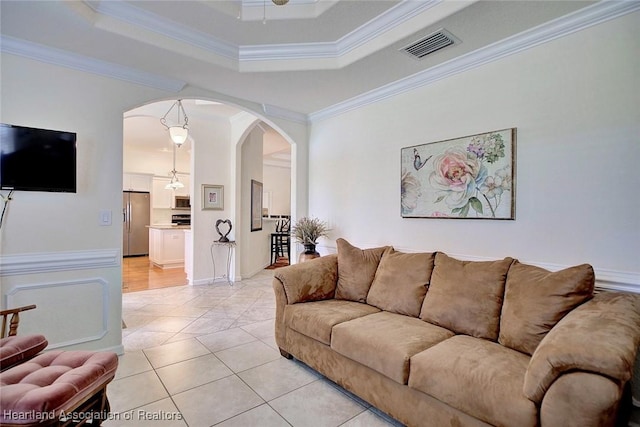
0, 123, 77, 193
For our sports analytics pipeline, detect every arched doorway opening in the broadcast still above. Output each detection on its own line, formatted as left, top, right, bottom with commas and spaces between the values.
122, 98, 296, 291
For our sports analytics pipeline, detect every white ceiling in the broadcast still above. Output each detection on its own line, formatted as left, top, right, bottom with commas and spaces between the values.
0, 0, 601, 119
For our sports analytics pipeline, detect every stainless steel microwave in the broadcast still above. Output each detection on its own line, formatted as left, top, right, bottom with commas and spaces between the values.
175, 196, 190, 209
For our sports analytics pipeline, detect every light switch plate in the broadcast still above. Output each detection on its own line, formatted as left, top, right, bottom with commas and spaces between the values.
100, 210, 112, 226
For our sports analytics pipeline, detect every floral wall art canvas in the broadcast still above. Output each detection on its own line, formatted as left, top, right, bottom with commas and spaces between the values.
401, 128, 516, 219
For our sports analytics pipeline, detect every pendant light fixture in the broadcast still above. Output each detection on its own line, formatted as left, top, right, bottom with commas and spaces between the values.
160, 99, 189, 146
165, 143, 184, 190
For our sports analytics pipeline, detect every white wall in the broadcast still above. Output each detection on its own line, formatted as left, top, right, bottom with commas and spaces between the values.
0, 54, 170, 352
308, 13, 640, 288
241, 127, 270, 276
190, 116, 233, 283
263, 164, 291, 216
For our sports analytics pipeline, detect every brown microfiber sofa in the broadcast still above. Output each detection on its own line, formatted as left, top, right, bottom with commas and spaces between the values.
272, 238, 640, 427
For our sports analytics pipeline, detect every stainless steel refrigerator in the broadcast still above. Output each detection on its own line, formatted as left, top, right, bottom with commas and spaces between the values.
123, 191, 150, 257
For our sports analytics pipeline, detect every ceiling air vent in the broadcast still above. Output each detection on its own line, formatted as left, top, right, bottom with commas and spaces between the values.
401, 29, 458, 59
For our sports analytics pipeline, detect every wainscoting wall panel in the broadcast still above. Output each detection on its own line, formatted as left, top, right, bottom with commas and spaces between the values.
6, 278, 109, 349
0, 248, 122, 352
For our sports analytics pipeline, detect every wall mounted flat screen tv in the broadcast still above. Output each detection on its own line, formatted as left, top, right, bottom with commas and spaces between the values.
0, 123, 77, 193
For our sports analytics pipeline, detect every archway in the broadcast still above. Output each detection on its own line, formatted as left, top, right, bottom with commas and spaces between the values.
122, 98, 297, 288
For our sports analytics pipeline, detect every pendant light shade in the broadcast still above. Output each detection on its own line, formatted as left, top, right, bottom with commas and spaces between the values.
169, 126, 188, 146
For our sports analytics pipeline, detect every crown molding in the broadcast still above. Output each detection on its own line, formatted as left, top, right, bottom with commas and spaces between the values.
78, 0, 447, 71
2, 1, 636, 123
308, 0, 640, 123
261, 103, 308, 124
239, 0, 441, 62
0, 36, 186, 92
92, 1, 238, 61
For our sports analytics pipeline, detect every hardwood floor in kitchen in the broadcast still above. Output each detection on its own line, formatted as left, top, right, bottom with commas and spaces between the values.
122, 256, 187, 293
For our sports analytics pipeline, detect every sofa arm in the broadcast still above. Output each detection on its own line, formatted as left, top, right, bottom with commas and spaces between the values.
524, 292, 640, 403
273, 254, 338, 304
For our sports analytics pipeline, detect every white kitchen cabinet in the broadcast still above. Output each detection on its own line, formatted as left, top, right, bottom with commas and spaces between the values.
152, 177, 173, 209
123, 173, 152, 192
149, 226, 186, 269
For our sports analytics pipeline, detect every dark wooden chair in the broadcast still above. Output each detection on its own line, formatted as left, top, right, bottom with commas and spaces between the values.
270, 217, 291, 265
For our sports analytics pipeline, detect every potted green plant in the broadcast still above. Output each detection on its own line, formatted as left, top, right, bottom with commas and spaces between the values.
291, 216, 330, 261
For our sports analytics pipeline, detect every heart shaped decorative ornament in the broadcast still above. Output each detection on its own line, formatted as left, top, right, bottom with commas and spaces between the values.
215, 219, 233, 242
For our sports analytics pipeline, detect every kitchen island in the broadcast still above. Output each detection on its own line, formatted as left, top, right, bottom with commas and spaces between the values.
148, 225, 190, 269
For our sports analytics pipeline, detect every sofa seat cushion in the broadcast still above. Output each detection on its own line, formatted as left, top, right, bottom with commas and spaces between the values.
408, 335, 536, 427
0, 350, 118, 424
284, 300, 380, 345
0, 334, 48, 371
332, 311, 454, 384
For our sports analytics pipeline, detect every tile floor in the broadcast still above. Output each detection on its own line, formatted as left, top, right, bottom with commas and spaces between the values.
107, 270, 403, 427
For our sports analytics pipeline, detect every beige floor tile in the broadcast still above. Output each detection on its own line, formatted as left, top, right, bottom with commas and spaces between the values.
136, 303, 183, 316
165, 305, 210, 318
121, 314, 155, 329
103, 398, 187, 427
114, 350, 153, 380
196, 327, 258, 353
214, 404, 289, 427
156, 354, 233, 395
215, 340, 281, 373
188, 295, 228, 308
240, 319, 275, 341
123, 331, 175, 352
143, 338, 210, 368
270, 380, 366, 427
164, 332, 203, 344
238, 358, 320, 401
140, 316, 196, 333
181, 317, 236, 334
107, 371, 169, 413
172, 375, 264, 427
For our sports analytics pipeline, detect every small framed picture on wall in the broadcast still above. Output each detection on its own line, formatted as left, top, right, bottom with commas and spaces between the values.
202, 184, 224, 210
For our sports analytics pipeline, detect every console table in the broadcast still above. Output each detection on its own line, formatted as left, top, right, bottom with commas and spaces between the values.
210, 240, 236, 285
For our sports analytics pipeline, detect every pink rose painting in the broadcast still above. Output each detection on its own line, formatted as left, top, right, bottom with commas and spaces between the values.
401, 129, 515, 219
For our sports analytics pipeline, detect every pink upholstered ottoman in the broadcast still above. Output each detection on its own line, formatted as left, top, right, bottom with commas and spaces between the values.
0, 335, 48, 371
0, 350, 118, 426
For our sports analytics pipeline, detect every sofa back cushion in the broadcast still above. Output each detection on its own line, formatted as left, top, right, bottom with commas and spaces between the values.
335, 238, 389, 303
420, 253, 513, 341
366, 248, 435, 317
498, 261, 595, 355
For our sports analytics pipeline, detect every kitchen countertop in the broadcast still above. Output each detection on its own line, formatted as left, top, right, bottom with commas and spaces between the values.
147, 224, 191, 230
